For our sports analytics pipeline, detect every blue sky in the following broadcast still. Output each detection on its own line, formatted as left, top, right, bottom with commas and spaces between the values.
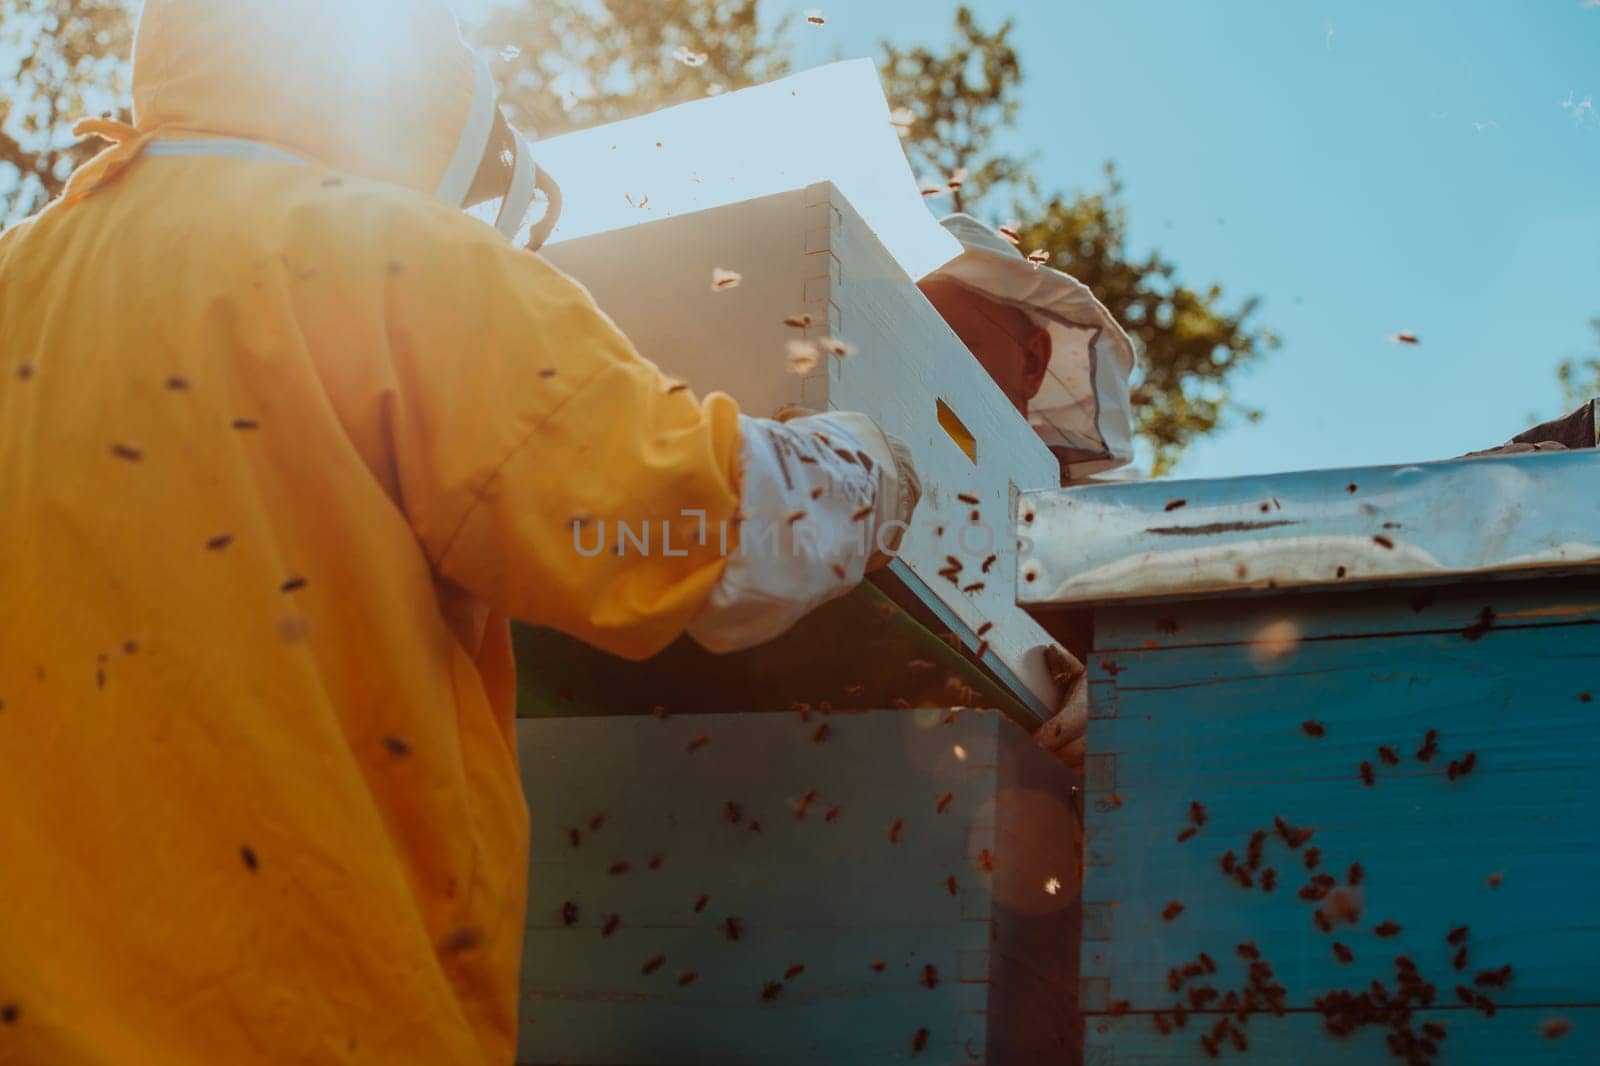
750, 0, 1600, 479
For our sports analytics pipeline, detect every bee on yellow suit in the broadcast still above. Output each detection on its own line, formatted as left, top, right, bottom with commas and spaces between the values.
0, 1, 919, 1061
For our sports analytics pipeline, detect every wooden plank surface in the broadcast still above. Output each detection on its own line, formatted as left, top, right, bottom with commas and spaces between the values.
819, 188, 1061, 717
1089, 576, 1600, 654
517, 709, 1081, 1065
1079, 580, 1600, 1063
542, 186, 821, 421
1083, 1008, 1596, 1064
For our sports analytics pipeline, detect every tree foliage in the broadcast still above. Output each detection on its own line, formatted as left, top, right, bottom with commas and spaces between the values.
1554, 319, 1600, 411
4, 0, 1280, 473
1012, 169, 1277, 475
473, 0, 788, 141
876, 5, 1029, 214
0, 0, 132, 225
881, 6, 1276, 476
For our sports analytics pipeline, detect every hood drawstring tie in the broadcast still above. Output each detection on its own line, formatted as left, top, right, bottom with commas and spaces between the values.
61, 118, 155, 207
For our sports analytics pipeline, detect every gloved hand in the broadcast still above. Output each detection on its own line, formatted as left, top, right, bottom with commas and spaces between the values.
1035, 643, 1088, 770
686, 409, 921, 652
781, 410, 922, 570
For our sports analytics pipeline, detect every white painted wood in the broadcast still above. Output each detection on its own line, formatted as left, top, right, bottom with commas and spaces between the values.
542, 183, 1063, 716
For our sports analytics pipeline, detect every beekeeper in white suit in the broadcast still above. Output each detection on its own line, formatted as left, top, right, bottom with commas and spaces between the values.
919, 214, 1139, 486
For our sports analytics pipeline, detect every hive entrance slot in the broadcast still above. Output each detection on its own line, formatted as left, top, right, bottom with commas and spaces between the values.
937, 399, 978, 463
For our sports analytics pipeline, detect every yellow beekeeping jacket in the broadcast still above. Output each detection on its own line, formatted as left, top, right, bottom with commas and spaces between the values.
0, 2, 741, 1062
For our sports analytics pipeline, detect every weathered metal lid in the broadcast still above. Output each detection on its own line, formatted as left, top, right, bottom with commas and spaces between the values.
1017, 450, 1600, 607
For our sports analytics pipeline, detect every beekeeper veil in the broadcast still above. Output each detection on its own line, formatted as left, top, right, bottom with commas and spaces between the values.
924, 214, 1139, 480
452, 63, 564, 248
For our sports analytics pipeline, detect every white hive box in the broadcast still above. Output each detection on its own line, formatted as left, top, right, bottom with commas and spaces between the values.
543, 183, 1063, 716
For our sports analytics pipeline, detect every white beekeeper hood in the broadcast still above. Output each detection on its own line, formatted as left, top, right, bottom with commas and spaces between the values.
926, 214, 1139, 479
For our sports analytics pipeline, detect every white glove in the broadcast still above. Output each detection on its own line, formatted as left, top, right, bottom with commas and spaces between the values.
1035, 644, 1088, 770
788, 411, 921, 570
685, 411, 921, 652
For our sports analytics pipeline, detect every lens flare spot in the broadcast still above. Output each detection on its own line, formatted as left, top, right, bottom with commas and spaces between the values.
1251, 619, 1301, 666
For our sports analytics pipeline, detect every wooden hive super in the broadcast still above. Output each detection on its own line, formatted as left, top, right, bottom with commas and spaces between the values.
543, 182, 1063, 719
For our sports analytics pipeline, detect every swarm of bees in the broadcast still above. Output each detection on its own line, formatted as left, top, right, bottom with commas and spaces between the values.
1084, 700, 1535, 1064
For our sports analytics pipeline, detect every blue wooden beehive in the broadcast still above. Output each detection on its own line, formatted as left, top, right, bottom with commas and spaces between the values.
516, 708, 1081, 1065
1019, 450, 1600, 1063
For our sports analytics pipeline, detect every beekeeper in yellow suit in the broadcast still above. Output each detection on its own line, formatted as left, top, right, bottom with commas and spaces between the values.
0, 1, 920, 1062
